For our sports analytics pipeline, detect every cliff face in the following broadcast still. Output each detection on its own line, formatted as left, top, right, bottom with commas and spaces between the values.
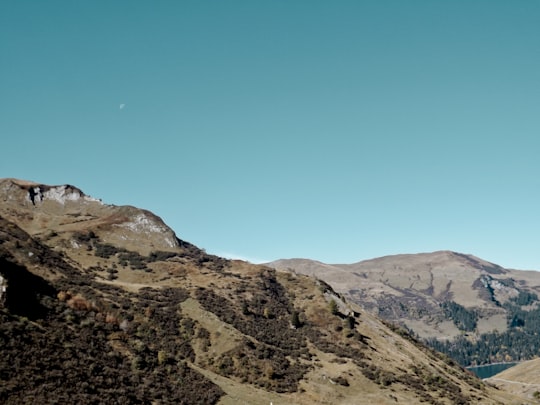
0, 178, 526, 404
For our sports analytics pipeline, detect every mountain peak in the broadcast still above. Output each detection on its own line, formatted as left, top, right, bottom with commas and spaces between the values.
0, 178, 179, 254
0, 178, 101, 206
347, 250, 506, 275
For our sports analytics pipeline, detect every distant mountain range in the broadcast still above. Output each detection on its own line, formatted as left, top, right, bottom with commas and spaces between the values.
266, 252, 540, 366
0, 178, 531, 404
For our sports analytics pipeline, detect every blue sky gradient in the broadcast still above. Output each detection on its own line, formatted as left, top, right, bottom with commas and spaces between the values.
2, 1, 539, 269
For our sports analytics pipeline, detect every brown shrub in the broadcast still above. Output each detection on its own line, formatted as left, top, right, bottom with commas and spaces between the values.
66, 295, 96, 311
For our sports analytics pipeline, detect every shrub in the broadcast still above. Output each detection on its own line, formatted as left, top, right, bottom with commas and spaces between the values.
329, 299, 338, 315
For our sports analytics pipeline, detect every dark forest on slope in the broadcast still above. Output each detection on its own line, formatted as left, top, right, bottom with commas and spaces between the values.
424, 293, 540, 366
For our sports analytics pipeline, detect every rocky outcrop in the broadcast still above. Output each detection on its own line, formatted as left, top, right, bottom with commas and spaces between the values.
0, 178, 179, 254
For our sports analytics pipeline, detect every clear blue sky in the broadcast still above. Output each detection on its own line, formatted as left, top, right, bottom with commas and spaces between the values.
2, 1, 539, 269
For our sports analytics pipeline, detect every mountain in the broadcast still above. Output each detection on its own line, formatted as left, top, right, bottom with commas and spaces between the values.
0, 178, 179, 255
0, 178, 526, 404
266, 252, 540, 366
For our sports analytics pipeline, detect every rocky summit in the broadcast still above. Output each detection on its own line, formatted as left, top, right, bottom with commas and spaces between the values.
0, 178, 527, 404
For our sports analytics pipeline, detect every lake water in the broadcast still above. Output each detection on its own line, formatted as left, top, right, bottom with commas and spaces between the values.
467, 362, 518, 379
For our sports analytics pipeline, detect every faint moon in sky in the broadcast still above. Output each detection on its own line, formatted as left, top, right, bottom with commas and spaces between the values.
119, 104, 125, 110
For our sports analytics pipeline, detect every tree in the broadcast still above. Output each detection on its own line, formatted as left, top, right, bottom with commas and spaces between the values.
291, 311, 302, 329
329, 300, 338, 315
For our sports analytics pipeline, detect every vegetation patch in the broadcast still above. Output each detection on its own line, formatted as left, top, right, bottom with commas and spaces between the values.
441, 301, 478, 332
0, 251, 223, 404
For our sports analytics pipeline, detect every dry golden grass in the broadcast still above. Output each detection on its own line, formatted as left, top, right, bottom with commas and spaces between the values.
0, 178, 531, 404
486, 358, 540, 401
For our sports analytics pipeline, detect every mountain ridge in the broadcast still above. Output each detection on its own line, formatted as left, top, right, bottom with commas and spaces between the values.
0, 178, 528, 403
266, 252, 540, 367
0, 177, 181, 255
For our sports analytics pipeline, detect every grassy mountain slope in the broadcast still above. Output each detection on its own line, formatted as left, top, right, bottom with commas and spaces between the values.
486, 358, 540, 401
0, 178, 526, 404
267, 252, 540, 367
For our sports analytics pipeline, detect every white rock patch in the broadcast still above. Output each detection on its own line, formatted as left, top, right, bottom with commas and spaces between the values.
27, 185, 103, 205
43, 186, 81, 204
0, 275, 6, 305
117, 213, 178, 248
163, 236, 177, 248
120, 213, 167, 233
